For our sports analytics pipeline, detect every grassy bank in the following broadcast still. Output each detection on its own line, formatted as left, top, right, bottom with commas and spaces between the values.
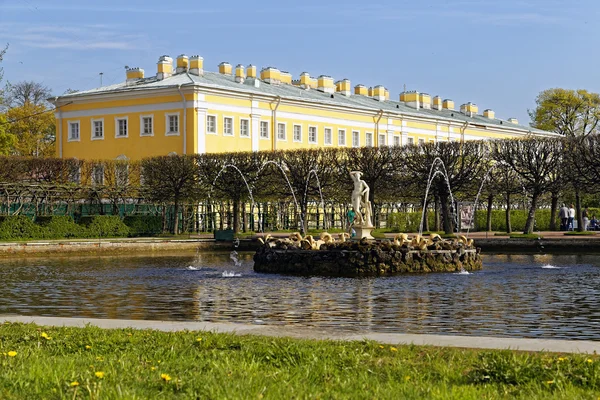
1, 323, 599, 399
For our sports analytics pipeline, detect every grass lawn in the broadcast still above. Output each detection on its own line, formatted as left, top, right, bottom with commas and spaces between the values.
1, 323, 599, 399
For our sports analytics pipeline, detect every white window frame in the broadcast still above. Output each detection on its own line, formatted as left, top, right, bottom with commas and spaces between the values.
239, 118, 250, 138
324, 127, 333, 146
68, 120, 80, 142
165, 113, 180, 136
277, 122, 286, 141
337, 129, 346, 146
140, 115, 154, 137
293, 124, 302, 142
260, 121, 269, 139
379, 134, 386, 147
393, 135, 401, 147
418, 138, 425, 145
408, 137, 415, 145
206, 114, 217, 135
115, 116, 128, 139
223, 116, 234, 136
308, 125, 317, 144
92, 164, 104, 186
352, 130, 360, 148
91, 118, 104, 141
365, 132, 373, 147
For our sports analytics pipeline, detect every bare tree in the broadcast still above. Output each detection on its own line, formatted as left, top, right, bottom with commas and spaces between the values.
5, 81, 52, 107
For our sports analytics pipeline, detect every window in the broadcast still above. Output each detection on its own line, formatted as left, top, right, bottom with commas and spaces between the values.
352, 131, 360, 147
223, 117, 233, 136
293, 125, 302, 142
366, 132, 373, 147
393, 136, 400, 146
206, 115, 217, 134
379, 134, 386, 146
308, 126, 317, 143
418, 138, 425, 145
277, 123, 286, 140
338, 129, 346, 146
116, 117, 128, 138
70, 165, 81, 184
141, 116, 153, 136
115, 163, 129, 186
92, 165, 104, 186
408, 137, 415, 145
240, 119, 250, 137
324, 128, 332, 145
68, 121, 80, 141
91, 119, 104, 140
260, 121, 269, 138
166, 114, 179, 135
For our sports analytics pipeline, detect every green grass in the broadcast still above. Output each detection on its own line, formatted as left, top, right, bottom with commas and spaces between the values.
494, 232, 511, 236
509, 233, 543, 239
564, 231, 596, 236
1, 323, 599, 399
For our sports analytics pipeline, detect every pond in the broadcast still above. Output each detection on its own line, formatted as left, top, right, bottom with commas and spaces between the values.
1, 251, 599, 340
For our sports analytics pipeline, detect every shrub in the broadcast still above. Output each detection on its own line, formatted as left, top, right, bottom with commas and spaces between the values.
79, 215, 130, 238
123, 215, 163, 237
0, 215, 43, 240
35, 215, 86, 239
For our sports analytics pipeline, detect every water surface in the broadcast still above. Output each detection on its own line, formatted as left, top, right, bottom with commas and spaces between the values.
1, 252, 599, 340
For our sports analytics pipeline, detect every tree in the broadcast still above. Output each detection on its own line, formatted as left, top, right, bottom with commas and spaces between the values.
5, 102, 55, 156
0, 43, 8, 104
529, 88, 600, 136
0, 114, 17, 155
5, 81, 52, 107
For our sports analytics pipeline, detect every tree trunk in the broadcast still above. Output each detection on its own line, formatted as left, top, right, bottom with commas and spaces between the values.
161, 205, 167, 233
440, 193, 453, 234
242, 202, 247, 233
486, 194, 494, 232
422, 198, 430, 233
173, 198, 180, 235
549, 193, 559, 231
233, 199, 240, 233
523, 192, 539, 234
575, 188, 583, 232
434, 195, 441, 232
505, 193, 512, 234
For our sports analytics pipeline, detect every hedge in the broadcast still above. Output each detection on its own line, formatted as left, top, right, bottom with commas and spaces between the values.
79, 215, 130, 238
123, 215, 163, 237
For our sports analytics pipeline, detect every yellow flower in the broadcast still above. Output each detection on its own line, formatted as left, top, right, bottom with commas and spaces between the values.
587, 359, 594, 363
85, 345, 92, 350
390, 347, 398, 352
379, 345, 384, 349
404, 376, 411, 381
546, 380, 554, 384
196, 338, 202, 342
558, 357, 565, 361
151, 367, 156, 371
161, 373, 172, 382
70, 381, 79, 387
7, 351, 17, 357
95, 371, 105, 379
41, 332, 52, 340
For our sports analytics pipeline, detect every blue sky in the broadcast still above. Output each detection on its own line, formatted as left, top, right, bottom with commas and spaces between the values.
1, 0, 599, 124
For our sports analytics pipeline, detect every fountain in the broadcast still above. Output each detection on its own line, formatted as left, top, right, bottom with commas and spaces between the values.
253, 171, 482, 277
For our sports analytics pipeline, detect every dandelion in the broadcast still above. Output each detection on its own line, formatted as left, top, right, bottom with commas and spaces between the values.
85, 345, 92, 350
41, 332, 51, 340
379, 346, 384, 349
390, 347, 398, 352
558, 357, 565, 361
95, 371, 105, 379
546, 380, 555, 384
196, 338, 203, 342
587, 359, 594, 363
7, 351, 17, 357
161, 373, 172, 382
151, 367, 156, 371
70, 381, 79, 387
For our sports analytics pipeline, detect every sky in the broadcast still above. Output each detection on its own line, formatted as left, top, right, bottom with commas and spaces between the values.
1, 0, 599, 124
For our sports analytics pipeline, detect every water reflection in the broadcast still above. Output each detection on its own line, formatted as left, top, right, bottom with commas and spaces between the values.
1, 252, 599, 340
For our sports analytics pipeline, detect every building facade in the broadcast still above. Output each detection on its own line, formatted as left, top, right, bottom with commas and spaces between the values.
52, 54, 551, 160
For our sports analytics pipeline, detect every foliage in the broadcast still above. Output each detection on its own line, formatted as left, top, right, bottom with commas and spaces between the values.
0, 215, 42, 240
5, 102, 55, 156
529, 88, 600, 136
79, 215, 130, 238
123, 215, 163, 237
0, 323, 599, 399
0, 113, 17, 155
35, 215, 85, 239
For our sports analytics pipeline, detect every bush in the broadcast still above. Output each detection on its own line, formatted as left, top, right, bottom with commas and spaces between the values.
35, 215, 86, 239
386, 212, 435, 232
123, 215, 163, 237
0, 215, 42, 240
79, 215, 130, 238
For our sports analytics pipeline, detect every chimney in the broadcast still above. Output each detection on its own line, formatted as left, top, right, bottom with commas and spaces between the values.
176, 54, 188, 74
402, 91, 420, 109
354, 84, 368, 96
384, 89, 390, 101
419, 93, 431, 109
460, 102, 478, 117
508, 118, 519, 125
317, 75, 334, 93
235, 64, 245, 83
336, 79, 351, 96
372, 85, 386, 101
260, 67, 281, 84
443, 99, 455, 110
189, 55, 203, 76
432, 96, 443, 110
368, 87, 373, 97
280, 71, 292, 85
218, 62, 232, 75
126, 67, 144, 83
156, 55, 173, 80
483, 109, 495, 119
244, 65, 260, 87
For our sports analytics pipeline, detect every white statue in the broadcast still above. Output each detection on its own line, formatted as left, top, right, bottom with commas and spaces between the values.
350, 171, 373, 228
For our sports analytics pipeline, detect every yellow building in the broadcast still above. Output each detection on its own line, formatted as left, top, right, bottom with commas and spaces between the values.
51, 54, 552, 160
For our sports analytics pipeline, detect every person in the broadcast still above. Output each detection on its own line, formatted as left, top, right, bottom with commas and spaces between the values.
568, 204, 575, 231
347, 207, 356, 233
591, 215, 598, 231
583, 207, 590, 231
558, 203, 569, 231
